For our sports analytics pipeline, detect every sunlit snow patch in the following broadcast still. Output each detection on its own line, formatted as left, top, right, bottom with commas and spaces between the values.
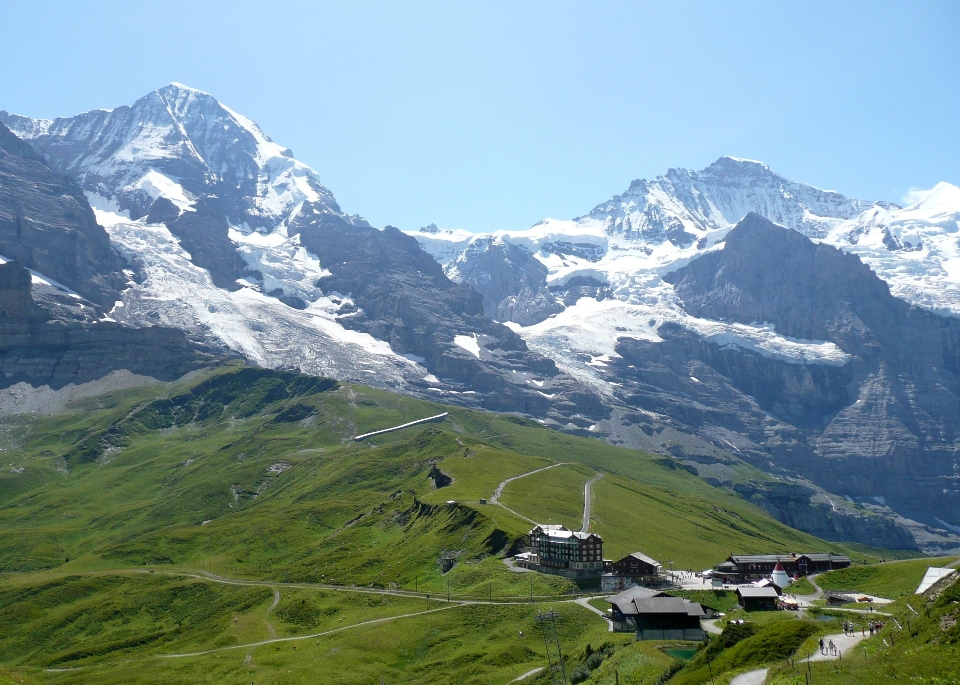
129, 170, 196, 212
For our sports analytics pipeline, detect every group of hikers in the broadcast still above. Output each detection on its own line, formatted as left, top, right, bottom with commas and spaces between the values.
819, 620, 886, 656
843, 620, 884, 636
818, 637, 840, 657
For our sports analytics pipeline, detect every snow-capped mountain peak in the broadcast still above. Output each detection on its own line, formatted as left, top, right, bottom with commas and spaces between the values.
408, 157, 960, 376
0, 83, 342, 232
907, 181, 960, 213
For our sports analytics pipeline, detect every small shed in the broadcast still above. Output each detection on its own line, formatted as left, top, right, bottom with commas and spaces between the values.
737, 586, 780, 611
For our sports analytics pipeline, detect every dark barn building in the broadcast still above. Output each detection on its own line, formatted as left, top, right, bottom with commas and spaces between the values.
737, 586, 781, 611
602, 552, 664, 592
608, 588, 705, 639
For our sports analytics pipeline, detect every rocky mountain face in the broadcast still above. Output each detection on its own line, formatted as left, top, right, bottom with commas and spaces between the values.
287, 207, 592, 418
0, 123, 209, 388
0, 259, 206, 389
447, 237, 562, 326
0, 122, 127, 308
0, 84, 343, 230
660, 214, 960, 545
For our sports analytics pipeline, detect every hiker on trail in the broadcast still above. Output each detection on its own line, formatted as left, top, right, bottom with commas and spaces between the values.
828, 639, 836, 656
819, 637, 825, 655
869, 623, 875, 636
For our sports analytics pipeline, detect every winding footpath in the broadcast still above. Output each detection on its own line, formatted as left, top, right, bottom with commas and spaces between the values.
159, 605, 463, 658
490, 462, 568, 524
264, 588, 280, 638
731, 630, 868, 685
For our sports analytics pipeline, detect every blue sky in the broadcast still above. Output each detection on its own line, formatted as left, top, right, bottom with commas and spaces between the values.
1, 1, 957, 232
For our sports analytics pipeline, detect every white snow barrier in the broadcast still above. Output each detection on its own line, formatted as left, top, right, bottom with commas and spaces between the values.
353, 412, 449, 441
916, 567, 956, 594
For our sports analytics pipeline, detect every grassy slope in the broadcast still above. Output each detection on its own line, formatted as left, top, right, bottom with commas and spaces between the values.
816, 557, 959, 599
0, 364, 900, 681
768, 574, 960, 685
23, 581, 620, 685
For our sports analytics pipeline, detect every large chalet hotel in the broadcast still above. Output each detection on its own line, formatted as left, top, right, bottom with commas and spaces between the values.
527, 525, 604, 577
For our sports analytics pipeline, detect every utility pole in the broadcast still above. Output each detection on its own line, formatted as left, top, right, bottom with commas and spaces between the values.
536, 609, 569, 685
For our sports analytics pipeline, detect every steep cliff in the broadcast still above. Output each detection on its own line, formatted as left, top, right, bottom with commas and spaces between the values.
0, 122, 127, 308
0, 261, 208, 389
651, 214, 960, 543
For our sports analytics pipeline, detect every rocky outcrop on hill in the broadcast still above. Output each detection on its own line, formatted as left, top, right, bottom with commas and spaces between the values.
0, 122, 127, 308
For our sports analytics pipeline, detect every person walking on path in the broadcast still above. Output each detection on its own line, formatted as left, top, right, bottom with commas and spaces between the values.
819, 637, 825, 655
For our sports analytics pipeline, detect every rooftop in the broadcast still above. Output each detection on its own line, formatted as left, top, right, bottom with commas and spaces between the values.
728, 553, 851, 564
633, 597, 705, 617
623, 551, 661, 567
736, 586, 780, 598
606, 586, 666, 606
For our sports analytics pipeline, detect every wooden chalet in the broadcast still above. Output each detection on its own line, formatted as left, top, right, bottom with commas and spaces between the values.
716, 553, 851, 583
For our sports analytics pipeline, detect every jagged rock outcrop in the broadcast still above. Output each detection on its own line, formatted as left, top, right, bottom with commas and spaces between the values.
447, 237, 562, 325
0, 261, 208, 389
0, 122, 127, 308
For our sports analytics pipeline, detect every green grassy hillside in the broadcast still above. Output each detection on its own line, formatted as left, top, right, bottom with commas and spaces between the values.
0, 363, 896, 681
815, 558, 958, 599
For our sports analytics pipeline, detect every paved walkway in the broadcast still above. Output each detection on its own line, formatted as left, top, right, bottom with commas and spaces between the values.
701, 618, 723, 635
807, 631, 867, 662
574, 597, 613, 631
718, 629, 868, 685
502, 557, 532, 573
